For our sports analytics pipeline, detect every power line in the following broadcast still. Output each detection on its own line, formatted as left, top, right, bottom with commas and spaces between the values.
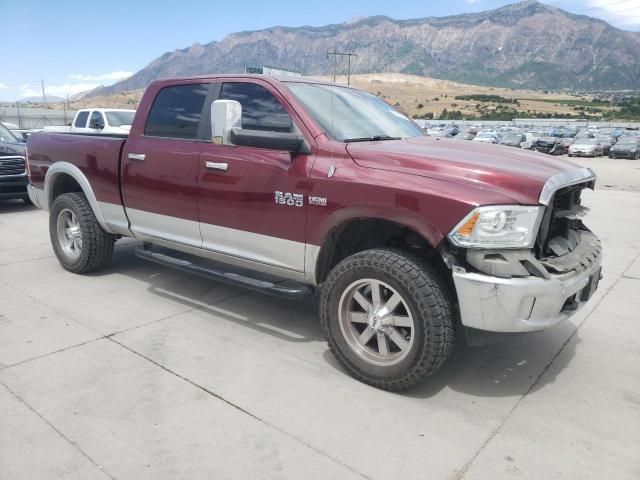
326, 50, 358, 85
596, 6, 640, 19
582, 0, 631, 13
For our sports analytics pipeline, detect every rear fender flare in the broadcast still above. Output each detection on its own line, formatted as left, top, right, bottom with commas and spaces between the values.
44, 162, 113, 234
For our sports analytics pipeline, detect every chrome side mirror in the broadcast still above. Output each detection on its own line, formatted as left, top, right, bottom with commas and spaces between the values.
211, 99, 242, 145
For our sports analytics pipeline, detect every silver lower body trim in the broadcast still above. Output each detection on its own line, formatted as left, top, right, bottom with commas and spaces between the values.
452, 257, 602, 333
200, 222, 305, 272
127, 208, 201, 247
125, 207, 316, 284
98, 201, 131, 236
27, 184, 44, 209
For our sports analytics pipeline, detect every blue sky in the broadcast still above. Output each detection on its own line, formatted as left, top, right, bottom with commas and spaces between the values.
1, 0, 638, 100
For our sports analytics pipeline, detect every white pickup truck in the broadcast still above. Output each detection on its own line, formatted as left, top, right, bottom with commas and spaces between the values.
44, 108, 136, 135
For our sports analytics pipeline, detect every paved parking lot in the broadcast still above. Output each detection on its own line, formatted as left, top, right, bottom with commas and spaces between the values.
1, 186, 640, 479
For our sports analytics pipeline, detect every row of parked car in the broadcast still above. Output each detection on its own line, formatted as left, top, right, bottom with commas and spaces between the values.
425, 124, 640, 159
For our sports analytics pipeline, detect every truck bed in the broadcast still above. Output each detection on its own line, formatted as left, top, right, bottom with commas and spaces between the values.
27, 131, 127, 207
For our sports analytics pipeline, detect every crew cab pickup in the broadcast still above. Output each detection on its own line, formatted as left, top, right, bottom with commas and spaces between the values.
26, 75, 602, 391
43, 108, 135, 135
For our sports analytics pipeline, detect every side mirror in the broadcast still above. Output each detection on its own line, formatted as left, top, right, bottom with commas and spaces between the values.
211, 99, 242, 145
211, 99, 309, 153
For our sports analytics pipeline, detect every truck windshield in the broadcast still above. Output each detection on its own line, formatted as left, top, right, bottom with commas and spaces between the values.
286, 82, 424, 142
0, 122, 19, 143
105, 111, 135, 127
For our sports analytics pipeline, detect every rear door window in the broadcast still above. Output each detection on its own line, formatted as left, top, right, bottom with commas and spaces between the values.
219, 82, 292, 133
74, 111, 89, 128
144, 84, 209, 139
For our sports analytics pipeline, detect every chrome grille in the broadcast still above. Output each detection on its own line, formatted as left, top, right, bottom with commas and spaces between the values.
0, 156, 26, 176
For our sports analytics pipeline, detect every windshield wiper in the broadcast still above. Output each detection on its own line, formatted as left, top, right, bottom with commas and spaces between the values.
344, 135, 401, 143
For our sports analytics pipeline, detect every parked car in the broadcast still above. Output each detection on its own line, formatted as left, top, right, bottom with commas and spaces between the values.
535, 136, 563, 155
568, 138, 604, 157
600, 136, 615, 156
445, 125, 459, 137
427, 127, 447, 137
609, 138, 640, 160
521, 131, 544, 150
560, 137, 575, 154
0, 122, 29, 203
499, 132, 525, 148
457, 129, 476, 140
43, 108, 136, 135
26, 75, 603, 391
473, 132, 499, 143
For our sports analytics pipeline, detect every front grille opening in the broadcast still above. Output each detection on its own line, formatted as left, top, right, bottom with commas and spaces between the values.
536, 183, 588, 259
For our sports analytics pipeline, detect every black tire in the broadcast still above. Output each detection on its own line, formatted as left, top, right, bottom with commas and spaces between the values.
320, 249, 455, 391
23, 196, 33, 206
49, 192, 115, 273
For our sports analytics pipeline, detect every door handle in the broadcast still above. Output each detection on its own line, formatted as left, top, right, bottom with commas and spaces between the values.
128, 153, 146, 161
205, 161, 229, 171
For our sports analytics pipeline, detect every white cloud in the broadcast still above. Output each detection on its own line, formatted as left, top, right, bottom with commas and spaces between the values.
20, 82, 101, 99
68, 71, 132, 81
16, 71, 132, 100
0, 82, 8, 89
586, 0, 640, 27
465, 0, 482, 4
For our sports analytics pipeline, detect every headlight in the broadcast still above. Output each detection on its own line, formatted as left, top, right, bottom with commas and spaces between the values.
449, 205, 543, 249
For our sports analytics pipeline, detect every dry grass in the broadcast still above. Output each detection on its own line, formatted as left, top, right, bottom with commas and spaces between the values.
312, 73, 614, 118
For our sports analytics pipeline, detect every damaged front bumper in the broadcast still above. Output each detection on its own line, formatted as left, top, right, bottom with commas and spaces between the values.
451, 233, 602, 333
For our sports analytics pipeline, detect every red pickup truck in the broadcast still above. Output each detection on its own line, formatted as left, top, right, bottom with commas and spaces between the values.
26, 75, 602, 390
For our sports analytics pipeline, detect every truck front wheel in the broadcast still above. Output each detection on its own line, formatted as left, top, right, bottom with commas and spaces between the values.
320, 249, 455, 391
49, 192, 115, 273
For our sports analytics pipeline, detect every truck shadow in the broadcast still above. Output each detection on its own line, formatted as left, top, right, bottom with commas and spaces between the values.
0, 199, 36, 213
102, 240, 577, 398
100, 241, 323, 344
402, 325, 578, 399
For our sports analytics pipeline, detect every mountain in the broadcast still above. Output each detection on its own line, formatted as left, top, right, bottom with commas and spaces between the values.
20, 95, 65, 103
69, 87, 104, 101
90, 1, 640, 97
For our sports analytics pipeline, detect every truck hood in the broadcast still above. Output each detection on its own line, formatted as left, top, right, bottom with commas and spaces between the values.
346, 137, 581, 205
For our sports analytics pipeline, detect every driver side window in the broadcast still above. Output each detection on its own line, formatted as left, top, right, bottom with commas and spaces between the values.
219, 82, 292, 133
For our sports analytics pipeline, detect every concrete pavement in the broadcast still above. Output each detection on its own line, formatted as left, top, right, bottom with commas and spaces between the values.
1, 189, 639, 480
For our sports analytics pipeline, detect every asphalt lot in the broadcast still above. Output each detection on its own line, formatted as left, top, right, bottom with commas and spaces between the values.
1, 181, 640, 479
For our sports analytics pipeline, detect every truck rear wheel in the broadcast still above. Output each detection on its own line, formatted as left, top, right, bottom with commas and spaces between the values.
49, 192, 115, 273
320, 249, 455, 391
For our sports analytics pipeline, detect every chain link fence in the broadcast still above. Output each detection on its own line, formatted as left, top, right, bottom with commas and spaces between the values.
0, 106, 76, 129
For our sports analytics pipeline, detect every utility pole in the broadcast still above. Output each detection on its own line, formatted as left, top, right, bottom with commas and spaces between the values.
326, 50, 358, 85
41, 80, 47, 127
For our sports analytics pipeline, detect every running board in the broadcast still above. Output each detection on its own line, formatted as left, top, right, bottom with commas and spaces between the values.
135, 246, 314, 299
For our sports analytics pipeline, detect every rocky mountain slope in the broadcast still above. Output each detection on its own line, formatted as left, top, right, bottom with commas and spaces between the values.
91, 1, 640, 97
